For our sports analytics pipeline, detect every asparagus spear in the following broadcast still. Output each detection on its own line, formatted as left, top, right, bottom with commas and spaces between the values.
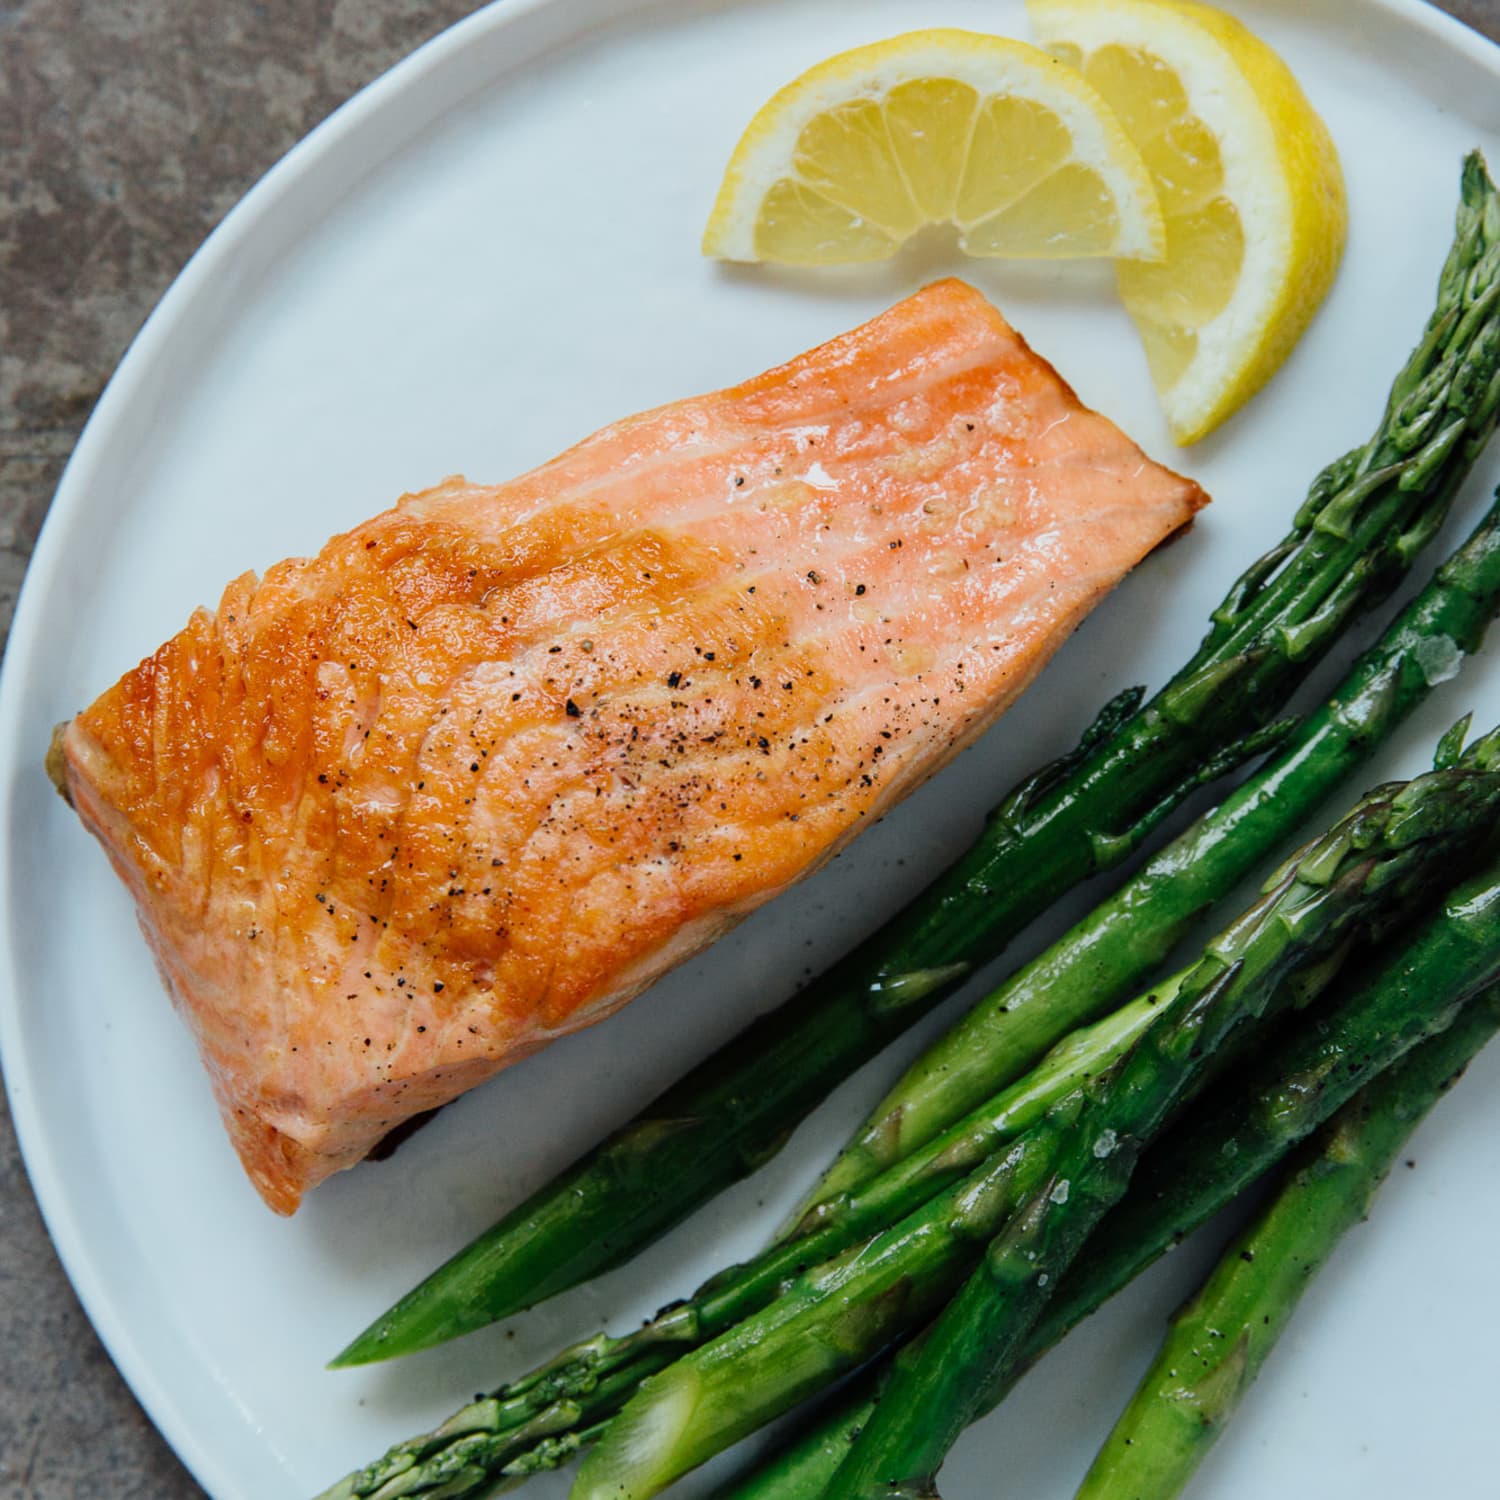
708, 989, 1500, 1500
313, 978, 1177, 1500
564, 759, 1500, 1500
1072, 988, 1500, 1500
334, 156, 1500, 1368
816, 764, 1500, 1500
710, 833, 1500, 1500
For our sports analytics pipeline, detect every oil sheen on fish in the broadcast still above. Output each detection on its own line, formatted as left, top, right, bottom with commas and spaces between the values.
56, 280, 1207, 1213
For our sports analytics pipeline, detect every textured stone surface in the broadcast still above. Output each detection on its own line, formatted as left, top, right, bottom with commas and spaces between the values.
1, 2, 1497, 1496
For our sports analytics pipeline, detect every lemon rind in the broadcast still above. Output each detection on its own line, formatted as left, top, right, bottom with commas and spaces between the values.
1029, 0, 1347, 442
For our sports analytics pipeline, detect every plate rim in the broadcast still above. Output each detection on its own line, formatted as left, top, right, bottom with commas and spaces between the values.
2, 1, 1499, 1495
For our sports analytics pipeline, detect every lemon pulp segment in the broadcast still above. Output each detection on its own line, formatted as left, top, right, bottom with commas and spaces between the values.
703, 29, 1165, 266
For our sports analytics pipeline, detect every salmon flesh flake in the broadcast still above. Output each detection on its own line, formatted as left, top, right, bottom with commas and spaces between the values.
56, 280, 1207, 1213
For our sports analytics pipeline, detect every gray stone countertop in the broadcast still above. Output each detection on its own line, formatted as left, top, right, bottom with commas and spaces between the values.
2, 2, 1498, 1495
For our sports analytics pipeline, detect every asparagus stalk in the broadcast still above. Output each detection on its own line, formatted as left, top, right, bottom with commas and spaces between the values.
816, 762, 1500, 1500
708, 990, 1500, 1500
709, 837, 1500, 1500
1072, 987, 1500, 1500
564, 760, 1500, 1500
314, 978, 1178, 1500
334, 156, 1500, 1368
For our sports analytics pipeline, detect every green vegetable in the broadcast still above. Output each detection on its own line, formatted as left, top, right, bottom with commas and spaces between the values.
1072, 987, 1500, 1500
567, 758, 1500, 1500
1034, 815, 1500, 1358
815, 757, 1500, 1500
718, 823, 1500, 1500
311, 976, 1178, 1500
336, 152, 1500, 1368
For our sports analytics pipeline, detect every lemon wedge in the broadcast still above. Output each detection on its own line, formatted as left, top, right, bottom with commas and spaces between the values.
1029, 0, 1347, 443
703, 29, 1165, 266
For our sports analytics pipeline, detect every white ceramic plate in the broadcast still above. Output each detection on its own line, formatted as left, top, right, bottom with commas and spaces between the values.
5, 1, 1500, 1496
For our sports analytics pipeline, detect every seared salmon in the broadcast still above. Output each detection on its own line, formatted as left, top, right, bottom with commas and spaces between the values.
56, 280, 1206, 1213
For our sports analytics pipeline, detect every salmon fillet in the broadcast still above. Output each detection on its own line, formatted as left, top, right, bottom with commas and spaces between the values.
57, 280, 1207, 1214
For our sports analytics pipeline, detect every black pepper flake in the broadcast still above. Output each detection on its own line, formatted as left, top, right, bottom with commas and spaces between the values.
667, 671, 681, 688
703, 651, 716, 662
434, 982, 445, 993
512, 692, 522, 701
548, 644, 562, 654
565, 698, 582, 718
734, 475, 745, 487
855, 584, 867, 596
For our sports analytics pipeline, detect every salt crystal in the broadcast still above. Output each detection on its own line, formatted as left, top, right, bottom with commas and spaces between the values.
1415, 634, 1463, 685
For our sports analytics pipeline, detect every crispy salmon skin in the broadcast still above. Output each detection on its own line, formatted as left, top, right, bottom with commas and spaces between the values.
57, 280, 1206, 1213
